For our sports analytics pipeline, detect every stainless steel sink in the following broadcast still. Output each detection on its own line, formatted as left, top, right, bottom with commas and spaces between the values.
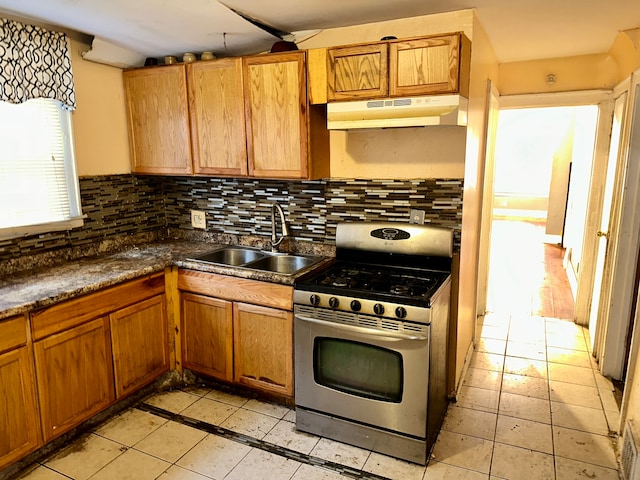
245, 254, 317, 275
189, 247, 266, 266
188, 246, 324, 275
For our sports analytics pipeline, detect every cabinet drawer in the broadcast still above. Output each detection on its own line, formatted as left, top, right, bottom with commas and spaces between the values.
178, 270, 293, 311
31, 273, 165, 340
0, 315, 28, 354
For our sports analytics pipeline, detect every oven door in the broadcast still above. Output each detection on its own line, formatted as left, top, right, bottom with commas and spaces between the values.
294, 306, 430, 438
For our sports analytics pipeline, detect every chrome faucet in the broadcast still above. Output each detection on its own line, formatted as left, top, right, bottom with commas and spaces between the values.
270, 202, 290, 252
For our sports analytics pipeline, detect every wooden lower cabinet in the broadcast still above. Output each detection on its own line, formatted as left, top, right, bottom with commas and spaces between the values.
181, 293, 233, 382
0, 316, 41, 470
233, 302, 293, 397
33, 317, 114, 442
178, 270, 294, 398
110, 295, 170, 398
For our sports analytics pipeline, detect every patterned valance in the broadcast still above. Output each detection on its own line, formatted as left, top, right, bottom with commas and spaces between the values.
0, 18, 75, 110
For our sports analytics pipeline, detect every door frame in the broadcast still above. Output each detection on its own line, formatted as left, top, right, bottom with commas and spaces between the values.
476, 81, 500, 317
477, 90, 611, 320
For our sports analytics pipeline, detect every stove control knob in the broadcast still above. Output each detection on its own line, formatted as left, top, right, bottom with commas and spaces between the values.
373, 303, 385, 316
309, 294, 320, 306
395, 306, 407, 319
350, 300, 361, 312
329, 297, 340, 309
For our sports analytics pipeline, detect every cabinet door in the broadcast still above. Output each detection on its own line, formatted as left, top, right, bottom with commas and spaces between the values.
181, 293, 233, 381
124, 65, 192, 174
34, 317, 114, 441
0, 346, 41, 469
389, 34, 463, 97
110, 295, 169, 398
233, 303, 293, 397
327, 43, 388, 101
243, 52, 309, 179
188, 59, 248, 176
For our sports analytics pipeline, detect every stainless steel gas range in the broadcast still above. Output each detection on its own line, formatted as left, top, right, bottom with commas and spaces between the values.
293, 221, 453, 465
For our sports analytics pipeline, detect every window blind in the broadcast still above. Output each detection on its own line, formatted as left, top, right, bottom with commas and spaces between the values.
0, 98, 82, 235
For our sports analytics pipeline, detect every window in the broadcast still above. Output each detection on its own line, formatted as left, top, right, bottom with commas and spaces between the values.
0, 98, 83, 240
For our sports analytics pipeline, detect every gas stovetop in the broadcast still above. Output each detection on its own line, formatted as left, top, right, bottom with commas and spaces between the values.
299, 262, 449, 305
293, 222, 454, 321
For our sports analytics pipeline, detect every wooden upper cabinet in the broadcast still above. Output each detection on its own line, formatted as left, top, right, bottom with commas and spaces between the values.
327, 43, 388, 101
390, 34, 469, 97
187, 59, 248, 176
326, 32, 470, 101
124, 65, 192, 174
243, 52, 314, 179
243, 52, 307, 179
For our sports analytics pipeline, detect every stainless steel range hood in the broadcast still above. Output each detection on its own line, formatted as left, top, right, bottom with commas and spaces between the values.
327, 94, 468, 130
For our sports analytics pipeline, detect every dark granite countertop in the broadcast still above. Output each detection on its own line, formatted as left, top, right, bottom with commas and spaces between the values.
0, 240, 333, 321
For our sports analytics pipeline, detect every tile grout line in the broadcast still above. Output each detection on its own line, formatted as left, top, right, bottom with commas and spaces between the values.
545, 317, 559, 480
135, 403, 392, 480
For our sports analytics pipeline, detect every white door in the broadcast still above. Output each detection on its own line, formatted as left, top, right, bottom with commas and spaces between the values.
598, 77, 640, 379
589, 91, 627, 353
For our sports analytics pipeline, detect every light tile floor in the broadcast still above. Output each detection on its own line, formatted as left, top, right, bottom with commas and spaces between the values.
15, 219, 622, 479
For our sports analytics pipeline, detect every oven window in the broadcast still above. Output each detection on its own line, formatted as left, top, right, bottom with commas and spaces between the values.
313, 337, 403, 403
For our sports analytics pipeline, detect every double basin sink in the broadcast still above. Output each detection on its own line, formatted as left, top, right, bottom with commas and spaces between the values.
187, 246, 325, 276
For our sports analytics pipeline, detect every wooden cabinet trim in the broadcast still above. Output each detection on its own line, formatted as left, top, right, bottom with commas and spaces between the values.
178, 269, 293, 311
0, 315, 28, 354
31, 274, 165, 341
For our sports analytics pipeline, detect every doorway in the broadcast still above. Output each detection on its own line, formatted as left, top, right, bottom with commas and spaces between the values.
486, 104, 598, 321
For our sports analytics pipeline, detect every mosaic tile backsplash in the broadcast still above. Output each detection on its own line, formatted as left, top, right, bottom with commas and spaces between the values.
163, 176, 463, 249
0, 174, 463, 265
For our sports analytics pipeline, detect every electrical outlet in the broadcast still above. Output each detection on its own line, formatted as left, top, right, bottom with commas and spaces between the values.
409, 209, 425, 225
191, 210, 206, 229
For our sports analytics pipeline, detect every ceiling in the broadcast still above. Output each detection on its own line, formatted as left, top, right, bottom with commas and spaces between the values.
0, 0, 638, 67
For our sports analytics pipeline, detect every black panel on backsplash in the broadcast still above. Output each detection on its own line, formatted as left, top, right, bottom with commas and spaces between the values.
0, 174, 463, 265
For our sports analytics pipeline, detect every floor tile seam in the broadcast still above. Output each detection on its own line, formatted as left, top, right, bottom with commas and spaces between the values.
31, 464, 74, 480
432, 456, 493, 477
492, 439, 554, 457
547, 376, 599, 390
42, 432, 136, 480
135, 403, 392, 480
551, 449, 619, 472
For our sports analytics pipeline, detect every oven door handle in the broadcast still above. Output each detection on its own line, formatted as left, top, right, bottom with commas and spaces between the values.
295, 314, 429, 341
